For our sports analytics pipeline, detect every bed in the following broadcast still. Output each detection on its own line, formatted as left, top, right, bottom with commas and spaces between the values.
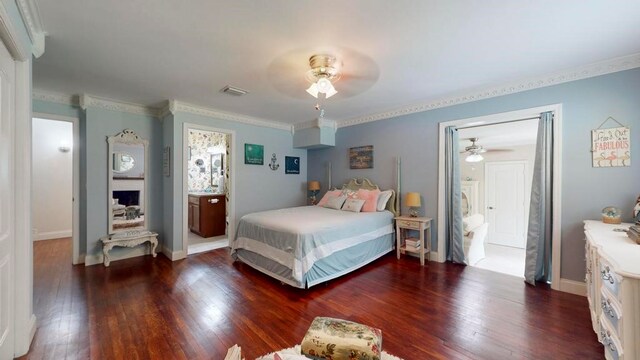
230, 178, 399, 288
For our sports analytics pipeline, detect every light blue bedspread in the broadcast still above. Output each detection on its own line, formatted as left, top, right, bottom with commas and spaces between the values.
231, 206, 394, 284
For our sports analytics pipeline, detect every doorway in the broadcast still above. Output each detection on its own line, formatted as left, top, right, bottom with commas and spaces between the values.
182, 124, 234, 255
438, 105, 563, 290
32, 114, 80, 264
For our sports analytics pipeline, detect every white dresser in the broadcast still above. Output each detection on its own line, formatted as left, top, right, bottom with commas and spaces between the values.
584, 220, 640, 360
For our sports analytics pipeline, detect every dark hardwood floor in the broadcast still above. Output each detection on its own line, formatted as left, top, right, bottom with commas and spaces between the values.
20, 238, 602, 359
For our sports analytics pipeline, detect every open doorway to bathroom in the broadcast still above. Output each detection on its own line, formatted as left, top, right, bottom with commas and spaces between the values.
458, 119, 538, 278
184, 126, 232, 255
31, 114, 80, 265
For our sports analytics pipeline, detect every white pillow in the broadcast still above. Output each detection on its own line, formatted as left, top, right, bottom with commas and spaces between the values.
323, 195, 347, 210
342, 198, 365, 212
377, 190, 393, 211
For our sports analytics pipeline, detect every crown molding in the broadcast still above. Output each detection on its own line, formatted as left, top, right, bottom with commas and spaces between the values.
294, 117, 337, 131
16, 0, 45, 58
338, 52, 640, 128
164, 100, 293, 132
79, 94, 160, 117
32, 89, 78, 106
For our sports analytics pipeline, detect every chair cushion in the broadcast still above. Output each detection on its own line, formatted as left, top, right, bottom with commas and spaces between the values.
301, 317, 382, 360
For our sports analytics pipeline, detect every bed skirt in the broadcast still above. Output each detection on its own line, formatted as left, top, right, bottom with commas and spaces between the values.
234, 233, 394, 288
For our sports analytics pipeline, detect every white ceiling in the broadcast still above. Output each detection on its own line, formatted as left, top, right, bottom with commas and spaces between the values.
458, 119, 539, 149
32, 1, 640, 125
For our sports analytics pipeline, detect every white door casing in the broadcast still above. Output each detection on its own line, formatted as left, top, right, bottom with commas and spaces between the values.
485, 161, 527, 248
0, 35, 16, 359
32, 113, 81, 264
181, 123, 236, 258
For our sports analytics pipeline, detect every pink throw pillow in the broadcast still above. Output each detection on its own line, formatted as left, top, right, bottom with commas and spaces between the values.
357, 189, 381, 212
317, 190, 341, 207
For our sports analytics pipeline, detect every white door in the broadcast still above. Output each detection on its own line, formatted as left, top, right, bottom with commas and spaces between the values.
0, 37, 16, 359
485, 161, 526, 248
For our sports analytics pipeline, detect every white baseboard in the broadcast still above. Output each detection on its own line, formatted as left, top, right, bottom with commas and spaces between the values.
559, 278, 587, 297
84, 246, 155, 266
33, 230, 72, 241
162, 245, 187, 261
73, 253, 85, 265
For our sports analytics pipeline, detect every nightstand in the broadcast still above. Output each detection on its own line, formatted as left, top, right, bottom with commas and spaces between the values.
395, 216, 432, 266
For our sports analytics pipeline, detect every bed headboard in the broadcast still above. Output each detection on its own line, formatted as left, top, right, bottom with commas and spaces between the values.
338, 178, 398, 216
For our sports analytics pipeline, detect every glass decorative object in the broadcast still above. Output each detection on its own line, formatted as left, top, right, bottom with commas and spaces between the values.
602, 206, 622, 224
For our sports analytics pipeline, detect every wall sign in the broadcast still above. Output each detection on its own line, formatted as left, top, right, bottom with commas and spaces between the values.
244, 143, 264, 165
592, 117, 630, 167
285, 156, 300, 174
163, 146, 170, 177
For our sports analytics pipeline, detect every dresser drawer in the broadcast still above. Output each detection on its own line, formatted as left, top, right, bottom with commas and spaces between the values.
600, 288, 622, 339
600, 258, 622, 300
397, 220, 420, 230
600, 317, 623, 360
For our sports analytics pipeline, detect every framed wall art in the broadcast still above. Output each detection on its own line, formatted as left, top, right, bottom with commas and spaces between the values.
285, 156, 300, 174
349, 145, 373, 169
244, 143, 264, 165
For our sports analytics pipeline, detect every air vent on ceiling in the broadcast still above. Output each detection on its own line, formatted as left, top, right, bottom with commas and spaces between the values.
220, 85, 249, 96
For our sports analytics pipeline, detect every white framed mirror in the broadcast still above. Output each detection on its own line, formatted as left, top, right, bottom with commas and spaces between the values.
107, 129, 149, 234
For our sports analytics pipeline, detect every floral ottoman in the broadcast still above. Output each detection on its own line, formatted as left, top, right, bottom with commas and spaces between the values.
300, 317, 382, 360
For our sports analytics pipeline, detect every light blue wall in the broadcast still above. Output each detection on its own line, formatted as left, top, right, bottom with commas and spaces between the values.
308, 68, 640, 282
33, 100, 163, 259
163, 111, 308, 252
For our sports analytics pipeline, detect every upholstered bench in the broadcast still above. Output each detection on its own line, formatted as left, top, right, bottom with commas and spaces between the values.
301, 317, 382, 360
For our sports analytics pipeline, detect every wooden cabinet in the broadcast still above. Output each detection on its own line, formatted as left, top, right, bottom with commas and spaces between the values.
188, 194, 226, 238
585, 220, 640, 360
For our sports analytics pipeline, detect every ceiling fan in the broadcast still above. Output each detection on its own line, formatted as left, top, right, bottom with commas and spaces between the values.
460, 137, 512, 162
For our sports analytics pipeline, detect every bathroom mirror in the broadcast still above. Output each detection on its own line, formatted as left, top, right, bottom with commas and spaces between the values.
107, 129, 148, 234
210, 153, 224, 192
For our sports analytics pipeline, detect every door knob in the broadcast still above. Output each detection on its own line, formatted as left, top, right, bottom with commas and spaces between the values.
488, 206, 494, 210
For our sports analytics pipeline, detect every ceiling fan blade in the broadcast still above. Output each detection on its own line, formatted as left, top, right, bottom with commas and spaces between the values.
485, 149, 514, 152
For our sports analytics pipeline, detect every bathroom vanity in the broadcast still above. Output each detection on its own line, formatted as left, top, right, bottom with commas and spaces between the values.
188, 193, 226, 238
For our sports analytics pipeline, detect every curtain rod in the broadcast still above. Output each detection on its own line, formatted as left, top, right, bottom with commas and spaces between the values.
456, 116, 541, 130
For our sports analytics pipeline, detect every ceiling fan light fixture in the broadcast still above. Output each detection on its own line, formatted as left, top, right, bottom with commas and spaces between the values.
305, 54, 341, 99
465, 153, 484, 163
306, 83, 319, 98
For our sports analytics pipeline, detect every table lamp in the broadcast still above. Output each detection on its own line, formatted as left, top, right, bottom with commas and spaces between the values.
405, 192, 421, 217
308, 181, 321, 205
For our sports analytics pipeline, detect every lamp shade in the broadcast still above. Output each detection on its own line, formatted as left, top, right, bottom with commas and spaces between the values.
405, 192, 421, 207
308, 181, 320, 191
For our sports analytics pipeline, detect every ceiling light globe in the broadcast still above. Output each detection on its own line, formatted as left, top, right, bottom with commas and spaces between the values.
316, 78, 332, 93
465, 154, 484, 163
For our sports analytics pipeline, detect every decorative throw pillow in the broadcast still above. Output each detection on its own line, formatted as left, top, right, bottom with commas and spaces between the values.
317, 190, 341, 207
356, 189, 381, 212
323, 195, 347, 210
376, 190, 393, 211
301, 317, 382, 360
341, 189, 359, 199
341, 198, 365, 213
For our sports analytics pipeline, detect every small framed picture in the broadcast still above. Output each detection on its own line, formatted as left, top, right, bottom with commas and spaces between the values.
285, 156, 300, 174
349, 145, 373, 169
244, 143, 264, 165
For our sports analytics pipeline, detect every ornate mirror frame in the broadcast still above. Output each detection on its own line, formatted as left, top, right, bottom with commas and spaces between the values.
107, 129, 149, 234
